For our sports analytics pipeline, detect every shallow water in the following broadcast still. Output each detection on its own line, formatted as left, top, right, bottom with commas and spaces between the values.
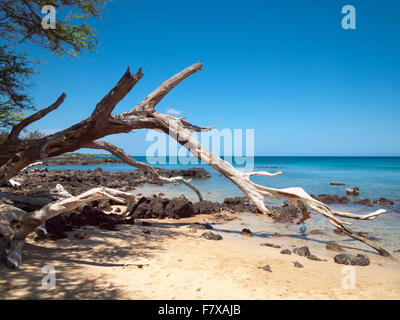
39, 156, 400, 251
44, 156, 400, 204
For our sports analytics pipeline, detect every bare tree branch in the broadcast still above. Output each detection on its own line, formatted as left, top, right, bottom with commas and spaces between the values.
0, 61, 392, 260
83, 140, 204, 201
7, 93, 66, 141
126, 62, 202, 115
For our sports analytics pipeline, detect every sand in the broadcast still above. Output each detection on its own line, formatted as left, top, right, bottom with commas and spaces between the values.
1, 211, 400, 300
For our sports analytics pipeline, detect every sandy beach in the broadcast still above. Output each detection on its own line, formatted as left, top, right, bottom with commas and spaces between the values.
1, 208, 399, 300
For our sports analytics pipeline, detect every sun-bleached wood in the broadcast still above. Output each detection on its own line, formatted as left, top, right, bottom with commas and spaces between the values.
0, 62, 391, 261
0, 186, 135, 268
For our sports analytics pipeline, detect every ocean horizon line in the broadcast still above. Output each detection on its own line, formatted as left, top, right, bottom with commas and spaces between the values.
92, 155, 400, 158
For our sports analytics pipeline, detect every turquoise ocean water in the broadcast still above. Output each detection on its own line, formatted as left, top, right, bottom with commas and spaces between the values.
41, 156, 400, 251
45, 156, 400, 205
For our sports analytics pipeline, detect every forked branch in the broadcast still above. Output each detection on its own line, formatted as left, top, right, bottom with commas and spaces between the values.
0, 61, 392, 259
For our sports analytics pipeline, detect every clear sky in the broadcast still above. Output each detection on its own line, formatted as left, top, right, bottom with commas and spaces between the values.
26, 0, 400, 156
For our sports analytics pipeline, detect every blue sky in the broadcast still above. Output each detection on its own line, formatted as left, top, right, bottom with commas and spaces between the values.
25, 0, 400, 156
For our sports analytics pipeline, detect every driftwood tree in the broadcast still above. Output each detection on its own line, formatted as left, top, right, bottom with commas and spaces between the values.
0, 62, 391, 268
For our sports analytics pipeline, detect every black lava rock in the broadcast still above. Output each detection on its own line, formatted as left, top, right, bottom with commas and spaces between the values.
200, 232, 223, 240
333, 254, 370, 266
258, 264, 272, 272
293, 246, 311, 257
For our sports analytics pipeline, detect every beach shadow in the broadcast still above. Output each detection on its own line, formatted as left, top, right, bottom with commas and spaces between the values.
0, 221, 195, 299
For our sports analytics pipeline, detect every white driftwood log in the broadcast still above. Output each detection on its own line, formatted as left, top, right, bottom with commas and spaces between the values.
0, 186, 135, 268
27, 187, 135, 224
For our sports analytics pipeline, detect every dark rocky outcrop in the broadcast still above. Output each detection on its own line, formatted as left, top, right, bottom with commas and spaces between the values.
44, 205, 135, 240
43, 156, 123, 166
193, 201, 221, 214
164, 197, 195, 219
1, 167, 211, 204
333, 254, 370, 266
128, 195, 194, 219
43, 156, 211, 179
222, 197, 260, 213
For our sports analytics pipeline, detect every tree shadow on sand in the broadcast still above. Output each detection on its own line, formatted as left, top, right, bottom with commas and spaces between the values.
0, 221, 196, 299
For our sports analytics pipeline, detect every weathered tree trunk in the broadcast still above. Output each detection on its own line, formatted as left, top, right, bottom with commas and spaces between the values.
0, 62, 392, 268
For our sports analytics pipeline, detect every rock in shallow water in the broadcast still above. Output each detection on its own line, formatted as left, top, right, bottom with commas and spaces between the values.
373, 197, 394, 206
280, 249, 291, 255
346, 187, 360, 196
312, 194, 350, 204
355, 199, 372, 206
241, 228, 252, 236
333, 254, 370, 266
330, 181, 346, 186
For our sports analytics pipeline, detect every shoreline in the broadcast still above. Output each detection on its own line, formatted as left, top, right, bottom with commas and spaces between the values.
1, 164, 400, 299
1, 210, 399, 299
